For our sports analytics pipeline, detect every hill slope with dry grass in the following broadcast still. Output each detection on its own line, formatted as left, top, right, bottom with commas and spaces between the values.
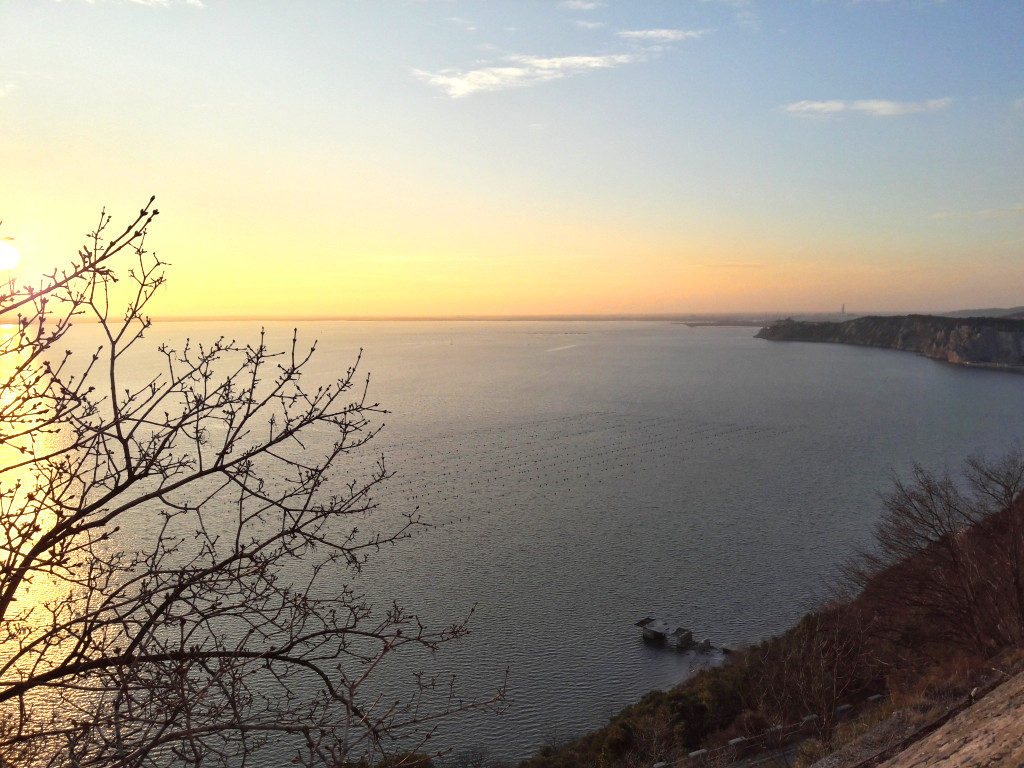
874, 668, 1024, 768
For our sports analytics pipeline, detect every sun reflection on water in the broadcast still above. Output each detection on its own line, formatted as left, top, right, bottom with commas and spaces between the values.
0, 337, 89, 742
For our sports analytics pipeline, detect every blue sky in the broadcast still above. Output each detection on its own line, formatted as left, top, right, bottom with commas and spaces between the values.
0, 0, 1022, 315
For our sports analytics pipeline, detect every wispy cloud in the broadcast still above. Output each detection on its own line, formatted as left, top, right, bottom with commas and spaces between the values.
783, 97, 952, 117
852, 98, 952, 116
930, 206, 1024, 221
448, 17, 477, 32
574, 20, 605, 30
783, 100, 848, 116
414, 53, 641, 98
561, 0, 602, 9
618, 28, 707, 41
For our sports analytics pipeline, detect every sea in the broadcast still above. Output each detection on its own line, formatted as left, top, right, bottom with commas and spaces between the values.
116, 320, 1024, 762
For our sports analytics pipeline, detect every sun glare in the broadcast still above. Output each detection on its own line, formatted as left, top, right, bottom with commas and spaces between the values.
0, 242, 20, 271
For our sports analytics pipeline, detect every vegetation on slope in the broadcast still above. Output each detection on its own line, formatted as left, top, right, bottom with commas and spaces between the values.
516, 449, 1024, 768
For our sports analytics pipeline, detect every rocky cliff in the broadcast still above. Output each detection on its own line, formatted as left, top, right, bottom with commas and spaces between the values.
755, 315, 1024, 369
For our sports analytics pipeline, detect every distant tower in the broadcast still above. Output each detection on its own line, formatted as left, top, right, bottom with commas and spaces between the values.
841, 303, 845, 317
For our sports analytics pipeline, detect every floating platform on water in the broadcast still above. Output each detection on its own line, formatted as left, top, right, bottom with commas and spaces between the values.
636, 617, 715, 653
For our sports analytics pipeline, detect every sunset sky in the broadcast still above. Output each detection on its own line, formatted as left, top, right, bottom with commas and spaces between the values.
1, 1, 1022, 317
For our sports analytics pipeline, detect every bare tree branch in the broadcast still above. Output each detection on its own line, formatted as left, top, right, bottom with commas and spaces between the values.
0, 203, 505, 768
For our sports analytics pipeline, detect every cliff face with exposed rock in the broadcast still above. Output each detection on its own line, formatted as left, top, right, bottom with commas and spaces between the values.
755, 315, 1024, 369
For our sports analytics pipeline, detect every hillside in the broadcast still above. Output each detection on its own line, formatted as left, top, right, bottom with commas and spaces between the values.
755, 315, 1024, 369
515, 450, 1024, 768
825, 665, 1024, 768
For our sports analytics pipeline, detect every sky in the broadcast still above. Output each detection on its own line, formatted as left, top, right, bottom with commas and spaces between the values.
0, 0, 1022, 318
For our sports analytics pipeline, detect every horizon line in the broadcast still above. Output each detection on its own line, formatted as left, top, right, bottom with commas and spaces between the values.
143, 309, 971, 323
145, 312, 816, 323
0, 308, 1004, 324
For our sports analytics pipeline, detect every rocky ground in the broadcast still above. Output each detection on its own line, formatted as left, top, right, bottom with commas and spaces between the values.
806, 667, 1024, 768
877, 669, 1024, 768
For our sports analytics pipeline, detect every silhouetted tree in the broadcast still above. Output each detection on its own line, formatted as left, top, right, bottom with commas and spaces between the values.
0, 200, 502, 767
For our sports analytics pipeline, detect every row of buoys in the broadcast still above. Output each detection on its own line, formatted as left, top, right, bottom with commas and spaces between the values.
378, 426, 781, 499
373, 417, 792, 471
386, 421, 775, 472
374, 417, 712, 460
349, 418, 789, 536
381, 419, 781, 463
380, 447, 767, 501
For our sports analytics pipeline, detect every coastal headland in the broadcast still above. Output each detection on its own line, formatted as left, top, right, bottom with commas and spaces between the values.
755, 314, 1024, 370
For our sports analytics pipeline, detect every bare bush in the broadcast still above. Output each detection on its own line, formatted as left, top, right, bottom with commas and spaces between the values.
848, 449, 1024, 655
743, 605, 875, 728
0, 201, 503, 767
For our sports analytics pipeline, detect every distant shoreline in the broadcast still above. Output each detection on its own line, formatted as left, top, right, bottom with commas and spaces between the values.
10, 310, 1018, 325
139, 308, 1024, 323
756, 314, 1024, 371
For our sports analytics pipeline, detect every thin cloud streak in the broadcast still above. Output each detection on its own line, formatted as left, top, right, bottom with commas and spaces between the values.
618, 28, 707, 41
783, 97, 952, 117
447, 17, 477, 32
414, 53, 641, 98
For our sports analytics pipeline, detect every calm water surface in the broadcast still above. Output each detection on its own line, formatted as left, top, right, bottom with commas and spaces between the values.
131, 321, 1024, 762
